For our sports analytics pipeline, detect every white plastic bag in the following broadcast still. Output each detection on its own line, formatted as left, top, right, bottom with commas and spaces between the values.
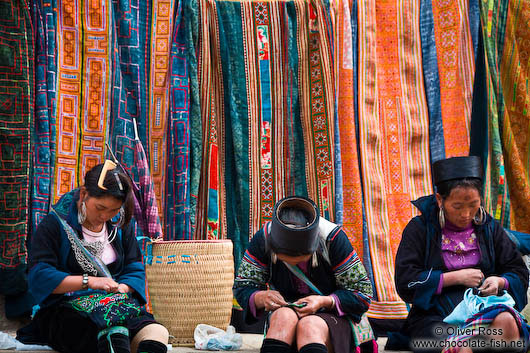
0, 331, 53, 350
194, 324, 242, 351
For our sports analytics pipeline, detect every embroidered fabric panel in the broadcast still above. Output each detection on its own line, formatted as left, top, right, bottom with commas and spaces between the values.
0, 0, 33, 275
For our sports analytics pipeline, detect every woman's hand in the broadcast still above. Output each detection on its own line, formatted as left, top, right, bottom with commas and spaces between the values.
293, 295, 332, 318
254, 290, 287, 311
458, 268, 485, 288
443, 268, 484, 288
88, 277, 120, 292
117, 283, 131, 294
477, 276, 504, 296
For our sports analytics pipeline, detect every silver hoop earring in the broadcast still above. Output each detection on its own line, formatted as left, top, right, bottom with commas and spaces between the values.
311, 252, 318, 268
78, 201, 87, 225
112, 207, 125, 228
438, 206, 445, 229
473, 206, 486, 225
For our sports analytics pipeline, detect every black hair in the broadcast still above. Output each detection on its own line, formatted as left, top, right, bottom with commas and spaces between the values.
278, 207, 312, 228
83, 163, 134, 228
436, 177, 483, 200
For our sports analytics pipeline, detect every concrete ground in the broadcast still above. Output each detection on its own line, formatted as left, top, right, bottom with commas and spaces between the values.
0, 334, 408, 353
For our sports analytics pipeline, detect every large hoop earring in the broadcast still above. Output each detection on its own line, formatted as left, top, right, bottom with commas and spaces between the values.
78, 201, 87, 225
438, 206, 445, 229
473, 206, 486, 225
112, 207, 125, 228
311, 252, 318, 268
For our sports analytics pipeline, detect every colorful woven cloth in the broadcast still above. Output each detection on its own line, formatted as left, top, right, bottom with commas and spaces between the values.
0, 0, 33, 295
490, 0, 530, 232
358, 0, 433, 320
196, 0, 337, 265
335, 0, 364, 259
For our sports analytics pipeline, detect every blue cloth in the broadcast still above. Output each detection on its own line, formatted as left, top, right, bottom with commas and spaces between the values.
444, 288, 515, 325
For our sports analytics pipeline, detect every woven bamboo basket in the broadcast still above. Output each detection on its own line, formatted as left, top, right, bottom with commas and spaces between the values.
145, 240, 234, 346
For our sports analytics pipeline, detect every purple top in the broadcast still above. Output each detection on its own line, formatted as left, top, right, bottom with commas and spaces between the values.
441, 222, 480, 271
249, 260, 344, 317
435, 221, 508, 294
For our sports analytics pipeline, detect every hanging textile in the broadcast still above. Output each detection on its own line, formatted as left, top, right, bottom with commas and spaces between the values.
52, 0, 113, 200
164, 0, 201, 240
496, 0, 530, 232
421, 0, 476, 162
478, 1, 511, 228
30, 0, 55, 233
196, 0, 337, 266
431, 0, 475, 158
358, 0, 433, 320
0, 0, 33, 296
147, 0, 175, 229
334, 0, 364, 258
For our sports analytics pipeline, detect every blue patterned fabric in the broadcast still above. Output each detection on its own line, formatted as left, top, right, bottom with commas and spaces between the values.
166, 0, 193, 240
420, 0, 444, 165
30, 1, 55, 236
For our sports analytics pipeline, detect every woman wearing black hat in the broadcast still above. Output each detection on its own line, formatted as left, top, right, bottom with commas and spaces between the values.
395, 156, 529, 352
233, 196, 374, 353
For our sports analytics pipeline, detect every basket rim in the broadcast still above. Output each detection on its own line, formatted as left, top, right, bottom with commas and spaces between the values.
150, 240, 232, 244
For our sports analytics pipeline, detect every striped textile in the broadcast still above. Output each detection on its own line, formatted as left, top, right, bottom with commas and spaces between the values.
357, 0, 433, 319
0, 0, 33, 293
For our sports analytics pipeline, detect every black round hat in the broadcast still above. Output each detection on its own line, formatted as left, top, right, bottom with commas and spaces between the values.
269, 196, 320, 256
432, 156, 483, 186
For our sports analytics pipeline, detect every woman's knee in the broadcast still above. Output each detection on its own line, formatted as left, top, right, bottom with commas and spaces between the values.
491, 312, 519, 340
296, 315, 329, 345
269, 307, 299, 328
130, 324, 169, 353
266, 308, 299, 342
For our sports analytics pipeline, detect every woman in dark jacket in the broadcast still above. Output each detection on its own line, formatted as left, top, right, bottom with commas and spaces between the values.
395, 156, 529, 352
233, 196, 374, 353
17, 161, 168, 353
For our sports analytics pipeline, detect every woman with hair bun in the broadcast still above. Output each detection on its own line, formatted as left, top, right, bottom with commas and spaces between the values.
17, 161, 169, 353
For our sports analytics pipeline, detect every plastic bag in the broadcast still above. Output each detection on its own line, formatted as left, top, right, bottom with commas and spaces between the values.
0, 331, 53, 350
194, 324, 242, 351
444, 287, 515, 325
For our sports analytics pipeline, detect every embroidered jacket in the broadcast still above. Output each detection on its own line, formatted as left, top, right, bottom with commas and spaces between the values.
233, 219, 373, 324
28, 189, 147, 308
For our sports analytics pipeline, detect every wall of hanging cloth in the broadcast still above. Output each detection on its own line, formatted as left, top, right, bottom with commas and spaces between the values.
1, 0, 530, 322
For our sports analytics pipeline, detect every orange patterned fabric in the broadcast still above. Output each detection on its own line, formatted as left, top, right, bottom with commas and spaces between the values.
358, 0, 433, 319
335, 0, 364, 258
432, 0, 474, 157
54, 0, 111, 201
148, 0, 175, 228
